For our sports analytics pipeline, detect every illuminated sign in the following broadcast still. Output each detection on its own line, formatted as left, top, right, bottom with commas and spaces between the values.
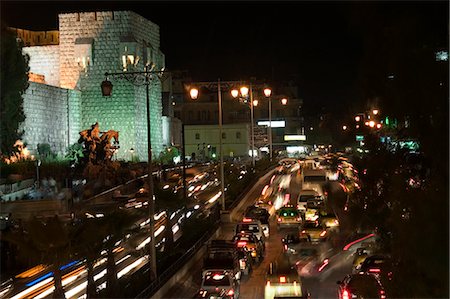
284, 135, 306, 141
286, 146, 307, 154
356, 135, 364, 141
257, 120, 285, 128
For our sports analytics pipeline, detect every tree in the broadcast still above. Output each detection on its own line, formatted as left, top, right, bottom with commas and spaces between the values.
0, 26, 29, 157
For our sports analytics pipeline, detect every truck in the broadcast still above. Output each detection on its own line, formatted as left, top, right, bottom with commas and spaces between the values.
202, 240, 250, 279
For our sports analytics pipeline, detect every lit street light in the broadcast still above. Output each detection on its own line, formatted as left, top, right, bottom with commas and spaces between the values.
101, 63, 165, 280
189, 80, 241, 211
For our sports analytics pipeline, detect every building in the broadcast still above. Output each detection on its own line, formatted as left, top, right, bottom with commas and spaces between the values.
172, 77, 304, 158
12, 11, 168, 161
185, 124, 251, 160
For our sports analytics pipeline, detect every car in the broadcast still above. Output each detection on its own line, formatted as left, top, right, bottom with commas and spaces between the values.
243, 206, 270, 237
282, 234, 332, 277
235, 219, 265, 242
359, 255, 394, 284
337, 273, 386, 299
232, 232, 264, 263
264, 254, 311, 299
300, 221, 328, 242
319, 213, 340, 232
297, 189, 322, 213
276, 206, 302, 229
304, 208, 319, 222
198, 270, 240, 299
352, 247, 371, 274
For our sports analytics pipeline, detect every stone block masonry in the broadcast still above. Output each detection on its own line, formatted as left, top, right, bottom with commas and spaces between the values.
59, 11, 164, 160
23, 45, 60, 87
21, 82, 81, 156
20, 11, 166, 161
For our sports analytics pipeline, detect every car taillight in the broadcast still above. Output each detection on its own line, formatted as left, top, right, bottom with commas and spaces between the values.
242, 218, 252, 222
342, 289, 350, 299
369, 268, 381, 273
301, 230, 306, 233
320, 230, 327, 237
279, 276, 286, 283
237, 241, 247, 247
277, 218, 282, 222
227, 289, 234, 296
380, 289, 386, 299
284, 244, 288, 251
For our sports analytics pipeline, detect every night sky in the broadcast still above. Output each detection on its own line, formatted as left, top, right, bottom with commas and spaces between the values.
1, 1, 448, 112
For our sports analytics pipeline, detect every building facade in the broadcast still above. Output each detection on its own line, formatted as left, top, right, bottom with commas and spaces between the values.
16, 11, 167, 161
185, 124, 251, 160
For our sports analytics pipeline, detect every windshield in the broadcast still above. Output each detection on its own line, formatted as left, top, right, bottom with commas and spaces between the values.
203, 273, 231, 287
304, 175, 326, 182
237, 224, 260, 233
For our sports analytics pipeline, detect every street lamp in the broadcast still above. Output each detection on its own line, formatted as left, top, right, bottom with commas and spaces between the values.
100, 63, 165, 280
231, 84, 256, 168
263, 88, 273, 161
281, 98, 288, 106
188, 79, 240, 211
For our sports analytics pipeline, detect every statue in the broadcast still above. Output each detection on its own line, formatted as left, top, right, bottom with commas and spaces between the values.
78, 123, 119, 164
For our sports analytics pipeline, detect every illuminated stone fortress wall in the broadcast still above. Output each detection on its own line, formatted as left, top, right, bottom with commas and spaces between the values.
19, 11, 165, 161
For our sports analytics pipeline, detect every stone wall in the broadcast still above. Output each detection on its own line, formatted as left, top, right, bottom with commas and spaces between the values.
58, 11, 164, 160
21, 82, 81, 156
23, 45, 60, 87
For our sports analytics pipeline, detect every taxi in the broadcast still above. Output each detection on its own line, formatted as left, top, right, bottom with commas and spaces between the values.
276, 205, 302, 229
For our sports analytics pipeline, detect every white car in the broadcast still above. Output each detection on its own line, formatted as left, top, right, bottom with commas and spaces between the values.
297, 189, 322, 213
235, 219, 265, 243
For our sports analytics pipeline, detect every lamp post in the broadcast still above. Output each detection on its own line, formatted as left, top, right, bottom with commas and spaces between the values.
100, 63, 164, 280
231, 84, 257, 168
189, 79, 236, 211
263, 88, 272, 161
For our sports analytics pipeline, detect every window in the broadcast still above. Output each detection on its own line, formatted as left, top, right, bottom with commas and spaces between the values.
236, 132, 241, 139
222, 133, 226, 139
195, 133, 200, 140
75, 38, 94, 72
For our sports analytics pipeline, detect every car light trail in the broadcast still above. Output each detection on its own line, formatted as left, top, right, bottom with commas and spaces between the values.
15, 264, 46, 279
208, 191, 222, 203
343, 233, 375, 251
10, 277, 53, 299
117, 256, 148, 279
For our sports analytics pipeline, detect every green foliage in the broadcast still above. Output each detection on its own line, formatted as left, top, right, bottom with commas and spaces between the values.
0, 26, 29, 157
65, 143, 84, 165
37, 143, 56, 160
159, 146, 179, 165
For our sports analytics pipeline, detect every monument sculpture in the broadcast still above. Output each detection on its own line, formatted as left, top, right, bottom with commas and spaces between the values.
78, 123, 119, 164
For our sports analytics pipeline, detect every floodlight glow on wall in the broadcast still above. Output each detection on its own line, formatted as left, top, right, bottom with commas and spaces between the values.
284, 135, 306, 141
257, 120, 285, 128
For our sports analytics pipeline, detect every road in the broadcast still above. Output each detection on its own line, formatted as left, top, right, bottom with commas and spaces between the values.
162, 165, 359, 299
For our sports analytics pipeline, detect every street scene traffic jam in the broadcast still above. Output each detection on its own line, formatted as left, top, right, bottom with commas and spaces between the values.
0, 2, 447, 299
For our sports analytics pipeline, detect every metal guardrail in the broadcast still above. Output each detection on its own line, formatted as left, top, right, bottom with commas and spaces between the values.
135, 220, 219, 298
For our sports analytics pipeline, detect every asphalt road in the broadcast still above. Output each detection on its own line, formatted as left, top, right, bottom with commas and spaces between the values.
162, 167, 359, 299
